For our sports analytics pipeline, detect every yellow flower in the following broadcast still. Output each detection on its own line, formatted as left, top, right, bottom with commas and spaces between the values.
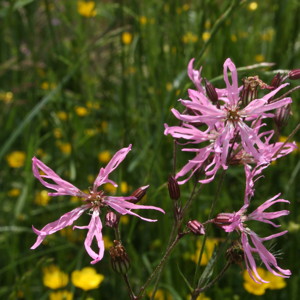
43, 265, 69, 289
230, 34, 237, 42
0, 91, 13, 103
255, 54, 265, 62
77, 1, 96, 18
41, 82, 56, 90
71, 267, 104, 291
182, 32, 198, 44
120, 181, 129, 193
35, 190, 50, 206
166, 82, 173, 91
103, 183, 117, 194
75, 106, 89, 116
49, 290, 73, 300
202, 32, 211, 42
56, 142, 72, 155
7, 188, 21, 197
6, 151, 26, 168
243, 268, 268, 295
56, 111, 68, 121
190, 238, 219, 266
122, 32, 133, 45
86, 101, 100, 110
120, 215, 129, 225
182, 4, 190, 11
139, 16, 147, 25
248, 2, 258, 11
148, 289, 172, 300
53, 128, 63, 139
265, 272, 286, 290
98, 151, 111, 164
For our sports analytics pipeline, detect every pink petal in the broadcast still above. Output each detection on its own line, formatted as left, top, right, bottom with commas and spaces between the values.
74, 210, 105, 264
32, 157, 84, 197
223, 58, 239, 107
30, 206, 88, 249
93, 145, 132, 190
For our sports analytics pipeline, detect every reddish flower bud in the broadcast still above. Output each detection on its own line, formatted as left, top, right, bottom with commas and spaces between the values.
168, 176, 180, 200
105, 211, 118, 228
109, 240, 130, 275
288, 69, 300, 80
205, 79, 219, 105
270, 72, 284, 88
213, 213, 233, 228
274, 104, 291, 130
187, 220, 205, 235
128, 185, 149, 204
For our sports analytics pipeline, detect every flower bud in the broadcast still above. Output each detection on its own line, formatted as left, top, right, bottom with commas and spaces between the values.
288, 69, 300, 80
205, 79, 219, 105
274, 104, 291, 130
109, 240, 130, 275
105, 212, 118, 228
128, 185, 149, 204
270, 72, 284, 88
187, 220, 205, 235
213, 213, 233, 228
168, 176, 180, 200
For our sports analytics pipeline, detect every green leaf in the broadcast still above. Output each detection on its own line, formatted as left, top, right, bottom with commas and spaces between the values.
13, 0, 34, 10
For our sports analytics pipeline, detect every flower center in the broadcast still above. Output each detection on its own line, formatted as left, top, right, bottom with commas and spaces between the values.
227, 109, 240, 123
87, 190, 105, 208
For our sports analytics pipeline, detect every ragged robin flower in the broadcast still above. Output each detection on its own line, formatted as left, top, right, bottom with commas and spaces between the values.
211, 164, 291, 283
165, 58, 293, 184
30, 145, 164, 264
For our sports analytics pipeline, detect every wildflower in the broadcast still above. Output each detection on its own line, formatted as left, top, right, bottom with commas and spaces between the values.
49, 290, 73, 300
243, 268, 268, 295
202, 32, 210, 42
30, 145, 164, 264
122, 32, 133, 45
0, 91, 13, 103
56, 142, 72, 155
75, 106, 89, 116
139, 16, 147, 25
248, 2, 258, 11
7, 188, 21, 197
148, 289, 172, 300
77, 1, 96, 18
187, 220, 205, 235
98, 150, 111, 164
43, 265, 68, 289
71, 267, 103, 290
6, 151, 26, 168
190, 238, 219, 266
56, 111, 68, 121
182, 32, 198, 44
165, 58, 292, 184
255, 54, 265, 62
212, 164, 291, 283
35, 190, 51, 206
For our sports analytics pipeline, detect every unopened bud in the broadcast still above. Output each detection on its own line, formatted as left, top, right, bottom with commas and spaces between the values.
274, 104, 291, 130
288, 69, 300, 80
226, 241, 244, 265
270, 72, 284, 88
109, 240, 130, 275
105, 212, 118, 228
213, 213, 233, 228
205, 79, 219, 105
128, 185, 149, 204
168, 176, 180, 200
187, 220, 205, 235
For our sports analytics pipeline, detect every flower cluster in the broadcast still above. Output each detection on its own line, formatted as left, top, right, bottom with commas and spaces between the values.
165, 58, 295, 184
165, 58, 296, 283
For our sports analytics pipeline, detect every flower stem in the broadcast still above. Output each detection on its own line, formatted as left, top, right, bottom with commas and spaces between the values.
191, 261, 231, 299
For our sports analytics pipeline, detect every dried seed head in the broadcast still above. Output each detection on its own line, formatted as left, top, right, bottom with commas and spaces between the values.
128, 185, 149, 204
274, 104, 291, 130
288, 69, 300, 80
187, 220, 205, 235
168, 176, 180, 200
109, 240, 130, 275
226, 241, 244, 265
205, 79, 219, 105
105, 211, 119, 228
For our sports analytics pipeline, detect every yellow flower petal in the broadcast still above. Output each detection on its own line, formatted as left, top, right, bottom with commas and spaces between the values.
6, 151, 26, 168
43, 265, 69, 289
77, 1, 96, 18
71, 267, 104, 291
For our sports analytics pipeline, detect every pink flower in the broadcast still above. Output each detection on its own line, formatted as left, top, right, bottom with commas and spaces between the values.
165, 58, 293, 184
212, 165, 291, 283
31, 145, 164, 264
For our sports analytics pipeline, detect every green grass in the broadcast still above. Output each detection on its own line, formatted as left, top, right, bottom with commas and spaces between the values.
0, 0, 300, 299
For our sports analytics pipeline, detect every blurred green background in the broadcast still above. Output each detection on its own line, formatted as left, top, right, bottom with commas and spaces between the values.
0, 0, 299, 299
